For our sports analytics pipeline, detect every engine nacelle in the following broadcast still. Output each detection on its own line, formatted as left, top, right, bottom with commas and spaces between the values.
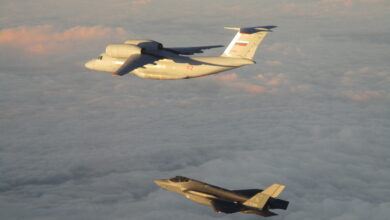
105, 44, 142, 58
124, 40, 163, 51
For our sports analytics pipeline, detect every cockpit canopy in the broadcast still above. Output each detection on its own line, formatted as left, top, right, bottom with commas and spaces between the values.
170, 176, 190, 183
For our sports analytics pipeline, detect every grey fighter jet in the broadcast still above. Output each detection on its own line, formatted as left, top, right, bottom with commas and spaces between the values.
154, 176, 289, 217
85, 26, 276, 79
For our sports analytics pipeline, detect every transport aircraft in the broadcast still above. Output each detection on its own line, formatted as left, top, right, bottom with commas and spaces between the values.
85, 26, 276, 79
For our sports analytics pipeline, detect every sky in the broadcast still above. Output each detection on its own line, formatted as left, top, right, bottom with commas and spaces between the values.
1, 0, 390, 220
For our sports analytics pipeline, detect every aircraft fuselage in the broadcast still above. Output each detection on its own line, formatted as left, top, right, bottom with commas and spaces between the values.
85, 54, 254, 79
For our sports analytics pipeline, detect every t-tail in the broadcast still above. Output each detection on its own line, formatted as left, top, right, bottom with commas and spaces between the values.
243, 184, 289, 215
222, 26, 276, 60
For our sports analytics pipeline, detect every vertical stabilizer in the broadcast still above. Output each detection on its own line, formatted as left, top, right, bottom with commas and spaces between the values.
222, 26, 276, 60
261, 184, 285, 198
243, 184, 285, 210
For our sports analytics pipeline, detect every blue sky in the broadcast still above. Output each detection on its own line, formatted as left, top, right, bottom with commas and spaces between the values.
1, 1, 390, 220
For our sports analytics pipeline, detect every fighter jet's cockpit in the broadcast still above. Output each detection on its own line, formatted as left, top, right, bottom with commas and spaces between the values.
98, 55, 103, 60
170, 176, 190, 182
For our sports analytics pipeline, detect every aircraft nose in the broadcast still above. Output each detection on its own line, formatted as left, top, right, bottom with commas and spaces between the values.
154, 179, 169, 187
84, 60, 95, 70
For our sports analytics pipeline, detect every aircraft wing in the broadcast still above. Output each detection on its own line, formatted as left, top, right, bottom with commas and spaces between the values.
113, 54, 162, 76
210, 200, 241, 214
164, 45, 223, 55
232, 189, 262, 197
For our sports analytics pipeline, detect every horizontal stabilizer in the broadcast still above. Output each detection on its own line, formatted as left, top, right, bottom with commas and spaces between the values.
268, 198, 289, 210
224, 26, 277, 33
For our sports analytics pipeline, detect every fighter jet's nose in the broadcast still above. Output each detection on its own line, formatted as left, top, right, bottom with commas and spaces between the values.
154, 179, 168, 187
154, 179, 163, 186
84, 60, 94, 70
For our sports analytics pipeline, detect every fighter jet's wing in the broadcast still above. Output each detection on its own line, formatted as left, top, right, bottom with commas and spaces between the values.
232, 189, 262, 197
164, 45, 223, 55
210, 200, 241, 214
113, 54, 162, 76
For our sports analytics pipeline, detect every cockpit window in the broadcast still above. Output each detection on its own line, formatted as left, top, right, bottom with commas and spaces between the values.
170, 176, 190, 182
98, 55, 103, 60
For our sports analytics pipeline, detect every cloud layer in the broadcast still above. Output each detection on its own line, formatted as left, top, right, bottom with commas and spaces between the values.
0, 25, 128, 54
1, 1, 390, 220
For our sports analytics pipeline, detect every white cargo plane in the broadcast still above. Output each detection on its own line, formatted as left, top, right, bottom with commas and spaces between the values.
85, 26, 276, 79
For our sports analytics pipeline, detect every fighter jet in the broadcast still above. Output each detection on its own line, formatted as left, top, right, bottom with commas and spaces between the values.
154, 176, 289, 217
85, 26, 276, 79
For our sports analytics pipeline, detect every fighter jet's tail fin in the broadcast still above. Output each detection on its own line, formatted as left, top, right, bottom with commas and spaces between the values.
261, 183, 285, 197
243, 184, 288, 210
222, 26, 276, 60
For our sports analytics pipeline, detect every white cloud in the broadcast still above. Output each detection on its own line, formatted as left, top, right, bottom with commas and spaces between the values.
1, 1, 390, 220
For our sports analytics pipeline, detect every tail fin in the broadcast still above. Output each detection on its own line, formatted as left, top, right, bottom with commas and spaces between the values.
222, 26, 276, 60
243, 184, 287, 210
261, 183, 285, 197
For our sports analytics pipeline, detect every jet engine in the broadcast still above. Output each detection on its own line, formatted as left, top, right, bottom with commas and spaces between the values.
124, 40, 163, 51
105, 44, 143, 58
